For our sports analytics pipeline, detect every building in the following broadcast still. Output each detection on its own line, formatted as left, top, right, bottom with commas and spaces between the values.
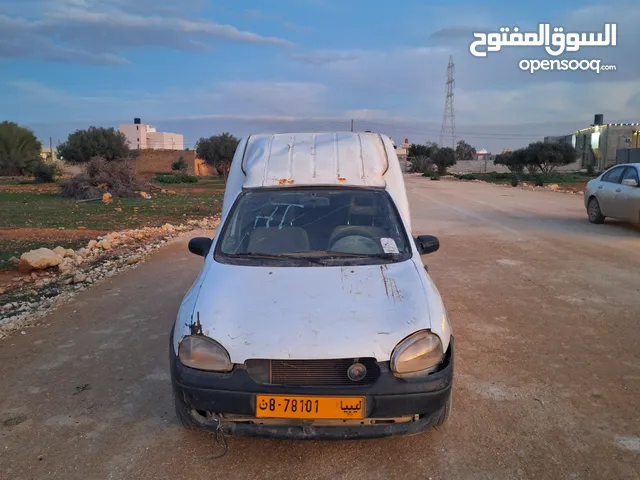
391, 138, 411, 173
551, 114, 640, 171
40, 147, 57, 162
118, 118, 184, 150
473, 148, 489, 160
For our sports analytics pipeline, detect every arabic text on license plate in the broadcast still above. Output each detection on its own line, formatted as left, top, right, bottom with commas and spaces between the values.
255, 395, 365, 419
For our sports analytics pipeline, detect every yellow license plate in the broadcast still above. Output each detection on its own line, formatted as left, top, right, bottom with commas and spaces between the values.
255, 395, 365, 420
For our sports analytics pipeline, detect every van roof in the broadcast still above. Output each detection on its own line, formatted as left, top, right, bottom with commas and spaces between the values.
222, 131, 412, 231
239, 132, 389, 188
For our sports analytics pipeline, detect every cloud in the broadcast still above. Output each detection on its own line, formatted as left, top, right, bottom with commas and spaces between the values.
429, 26, 482, 39
0, 1, 292, 65
291, 51, 361, 65
242, 8, 310, 34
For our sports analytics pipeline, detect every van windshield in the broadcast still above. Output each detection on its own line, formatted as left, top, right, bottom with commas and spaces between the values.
214, 188, 412, 266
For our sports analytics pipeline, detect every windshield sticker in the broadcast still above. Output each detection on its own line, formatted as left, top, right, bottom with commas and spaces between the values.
380, 238, 399, 254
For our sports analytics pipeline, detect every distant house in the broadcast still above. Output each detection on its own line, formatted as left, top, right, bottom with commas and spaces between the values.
119, 118, 184, 150
546, 114, 640, 171
40, 147, 57, 162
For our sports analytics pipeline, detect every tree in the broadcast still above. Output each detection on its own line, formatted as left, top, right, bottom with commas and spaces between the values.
57, 126, 130, 163
0, 121, 43, 176
455, 140, 476, 160
524, 141, 577, 174
494, 149, 525, 173
196, 132, 239, 183
408, 142, 438, 159
433, 147, 456, 174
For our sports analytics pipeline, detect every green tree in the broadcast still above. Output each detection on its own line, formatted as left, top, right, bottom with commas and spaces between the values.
0, 121, 43, 176
432, 147, 456, 174
408, 141, 438, 159
196, 132, 240, 183
494, 149, 526, 173
455, 140, 476, 160
524, 141, 577, 174
57, 126, 130, 163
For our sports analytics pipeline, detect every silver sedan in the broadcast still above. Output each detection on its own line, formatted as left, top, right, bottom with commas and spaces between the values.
585, 163, 640, 224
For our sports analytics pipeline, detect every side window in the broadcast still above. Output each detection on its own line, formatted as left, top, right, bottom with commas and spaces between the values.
602, 167, 625, 184
621, 167, 639, 183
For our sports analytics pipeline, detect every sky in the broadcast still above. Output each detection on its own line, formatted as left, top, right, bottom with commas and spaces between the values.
1, 0, 639, 152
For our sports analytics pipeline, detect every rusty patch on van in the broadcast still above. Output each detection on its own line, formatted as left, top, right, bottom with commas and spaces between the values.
379, 264, 403, 301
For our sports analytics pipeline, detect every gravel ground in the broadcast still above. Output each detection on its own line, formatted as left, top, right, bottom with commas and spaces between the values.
1, 178, 639, 480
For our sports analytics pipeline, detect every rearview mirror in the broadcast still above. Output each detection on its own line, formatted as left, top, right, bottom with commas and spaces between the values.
414, 235, 440, 255
188, 237, 213, 257
622, 178, 639, 187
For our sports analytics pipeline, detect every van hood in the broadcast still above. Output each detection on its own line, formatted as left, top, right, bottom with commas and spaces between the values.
186, 260, 432, 363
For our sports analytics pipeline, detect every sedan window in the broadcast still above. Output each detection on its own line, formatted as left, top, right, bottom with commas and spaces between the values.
621, 167, 640, 183
602, 167, 625, 184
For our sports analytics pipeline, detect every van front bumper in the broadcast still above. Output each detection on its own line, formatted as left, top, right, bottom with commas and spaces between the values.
170, 337, 454, 440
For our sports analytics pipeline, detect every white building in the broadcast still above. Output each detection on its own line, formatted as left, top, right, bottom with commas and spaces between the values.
118, 118, 184, 150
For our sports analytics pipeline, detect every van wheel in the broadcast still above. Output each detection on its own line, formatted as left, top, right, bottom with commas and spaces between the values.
588, 197, 605, 224
173, 388, 199, 429
434, 390, 452, 428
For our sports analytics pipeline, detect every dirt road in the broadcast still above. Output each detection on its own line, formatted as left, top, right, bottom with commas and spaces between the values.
2, 178, 639, 479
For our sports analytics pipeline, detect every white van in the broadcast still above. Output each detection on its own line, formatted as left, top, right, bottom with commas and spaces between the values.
170, 132, 453, 439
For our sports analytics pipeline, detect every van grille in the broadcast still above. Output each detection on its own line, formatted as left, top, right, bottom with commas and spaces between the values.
263, 358, 380, 386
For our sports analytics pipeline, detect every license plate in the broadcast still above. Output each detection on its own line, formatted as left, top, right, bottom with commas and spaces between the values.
255, 394, 365, 420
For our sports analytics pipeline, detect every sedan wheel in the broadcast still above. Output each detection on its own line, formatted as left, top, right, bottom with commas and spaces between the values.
588, 197, 605, 224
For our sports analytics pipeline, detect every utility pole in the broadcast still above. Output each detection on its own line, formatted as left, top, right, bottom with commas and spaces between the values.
439, 56, 456, 150
49, 137, 53, 162
350, 119, 354, 132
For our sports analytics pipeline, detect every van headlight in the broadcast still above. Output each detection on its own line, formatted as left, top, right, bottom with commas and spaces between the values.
178, 335, 233, 372
390, 330, 443, 376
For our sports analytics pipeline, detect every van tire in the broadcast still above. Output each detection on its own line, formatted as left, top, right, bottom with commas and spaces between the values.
434, 390, 452, 428
587, 197, 605, 224
173, 388, 199, 429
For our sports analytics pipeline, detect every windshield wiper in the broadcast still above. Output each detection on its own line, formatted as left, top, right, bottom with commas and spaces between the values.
227, 252, 326, 265
295, 251, 401, 260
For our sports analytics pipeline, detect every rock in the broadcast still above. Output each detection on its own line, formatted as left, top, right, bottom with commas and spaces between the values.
88, 240, 98, 249
18, 248, 63, 273
53, 246, 67, 257
161, 223, 175, 232
64, 277, 73, 285
13, 277, 22, 282
97, 240, 111, 250
73, 273, 87, 284
102, 192, 113, 204
127, 257, 141, 265
65, 249, 75, 258
139, 191, 151, 199
30, 273, 38, 279
78, 226, 87, 230
135, 233, 144, 240
28, 289, 37, 296
9, 256, 20, 265
114, 207, 122, 212
550, 184, 560, 192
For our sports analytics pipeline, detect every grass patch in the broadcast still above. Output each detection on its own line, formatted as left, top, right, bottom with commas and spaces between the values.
0, 181, 224, 267
452, 172, 597, 184
153, 174, 198, 184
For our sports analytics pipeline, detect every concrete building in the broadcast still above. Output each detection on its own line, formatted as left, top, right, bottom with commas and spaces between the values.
118, 118, 184, 150
551, 114, 640, 171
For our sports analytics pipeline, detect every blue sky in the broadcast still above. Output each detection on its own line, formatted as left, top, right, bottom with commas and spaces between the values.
1, 0, 638, 152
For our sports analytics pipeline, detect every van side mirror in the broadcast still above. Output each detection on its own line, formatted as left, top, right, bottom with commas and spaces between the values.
622, 178, 639, 187
414, 235, 439, 255
188, 237, 213, 257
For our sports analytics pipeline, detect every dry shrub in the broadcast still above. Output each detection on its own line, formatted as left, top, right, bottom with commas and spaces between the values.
59, 157, 147, 199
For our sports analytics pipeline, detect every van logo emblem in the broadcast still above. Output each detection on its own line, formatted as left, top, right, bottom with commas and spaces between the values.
347, 363, 367, 382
